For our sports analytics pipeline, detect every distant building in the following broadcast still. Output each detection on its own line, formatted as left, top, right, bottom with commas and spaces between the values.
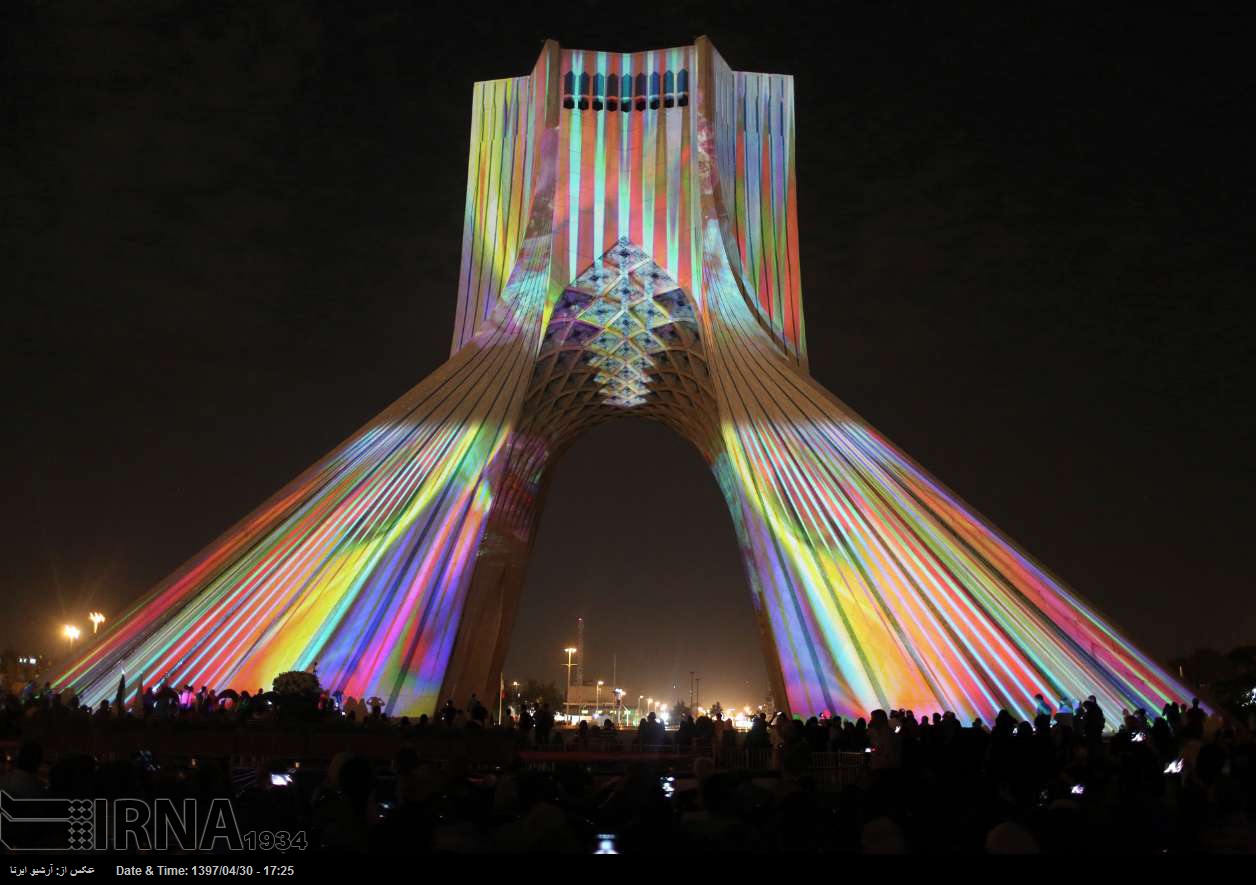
1, 652, 46, 689
563, 683, 625, 720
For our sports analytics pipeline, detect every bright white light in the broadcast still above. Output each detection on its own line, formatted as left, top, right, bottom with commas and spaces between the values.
1071, 784, 1085, 796
1164, 758, 1184, 774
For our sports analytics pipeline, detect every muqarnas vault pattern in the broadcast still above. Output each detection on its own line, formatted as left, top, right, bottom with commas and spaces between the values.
55, 39, 1192, 724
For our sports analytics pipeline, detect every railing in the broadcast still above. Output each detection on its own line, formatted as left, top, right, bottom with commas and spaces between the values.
715, 748, 775, 771
807, 751, 870, 787
7, 721, 517, 768
7, 726, 869, 785
518, 742, 869, 783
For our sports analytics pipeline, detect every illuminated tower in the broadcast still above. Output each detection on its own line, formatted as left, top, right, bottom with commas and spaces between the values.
55, 39, 1192, 724
575, 617, 584, 686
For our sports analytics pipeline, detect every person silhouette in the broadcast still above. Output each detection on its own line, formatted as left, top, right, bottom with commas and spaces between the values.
535, 702, 555, 745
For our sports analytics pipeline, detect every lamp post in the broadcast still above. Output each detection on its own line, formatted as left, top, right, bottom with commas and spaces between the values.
562, 647, 577, 723
88, 612, 106, 634
595, 680, 604, 714
614, 688, 624, 724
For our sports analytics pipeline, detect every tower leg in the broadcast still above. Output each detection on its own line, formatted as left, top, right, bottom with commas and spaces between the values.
703, 309, 1191, 721
52, 321, 542, 717
438, 446, 553, 714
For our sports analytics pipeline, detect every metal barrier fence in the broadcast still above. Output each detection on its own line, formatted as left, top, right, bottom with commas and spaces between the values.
715, 748, 774, 770
518, 744, 869, 783
807, 751, 869, 786
6, 728, 869, 785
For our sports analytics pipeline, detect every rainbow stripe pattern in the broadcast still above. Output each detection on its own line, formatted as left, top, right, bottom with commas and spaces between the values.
55, 40, 1191, 723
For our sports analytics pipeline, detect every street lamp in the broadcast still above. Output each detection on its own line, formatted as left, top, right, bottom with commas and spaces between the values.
563, 647, 577, 722
596, 680, 604, 712
88, 612, 106, 634
62, 624, 80, 652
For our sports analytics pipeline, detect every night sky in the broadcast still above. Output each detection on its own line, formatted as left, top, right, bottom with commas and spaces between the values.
3, 2, 1253, 711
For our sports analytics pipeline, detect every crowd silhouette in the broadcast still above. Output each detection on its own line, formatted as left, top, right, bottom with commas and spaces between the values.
2, 679, 1253, 853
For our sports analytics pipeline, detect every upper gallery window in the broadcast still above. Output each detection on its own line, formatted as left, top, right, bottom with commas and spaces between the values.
563, 69, 689, 113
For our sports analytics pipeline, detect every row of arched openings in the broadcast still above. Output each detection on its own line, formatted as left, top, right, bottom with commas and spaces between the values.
562, 70, 690, 111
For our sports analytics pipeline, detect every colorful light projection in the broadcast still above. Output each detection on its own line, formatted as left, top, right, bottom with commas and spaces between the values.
55, 39, 1192, 724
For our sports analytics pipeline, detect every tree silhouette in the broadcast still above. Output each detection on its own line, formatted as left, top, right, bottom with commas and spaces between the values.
518, 679, 564, 711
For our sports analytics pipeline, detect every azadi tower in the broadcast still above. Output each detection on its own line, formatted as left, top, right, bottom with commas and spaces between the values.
56, 39, 1191, 722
